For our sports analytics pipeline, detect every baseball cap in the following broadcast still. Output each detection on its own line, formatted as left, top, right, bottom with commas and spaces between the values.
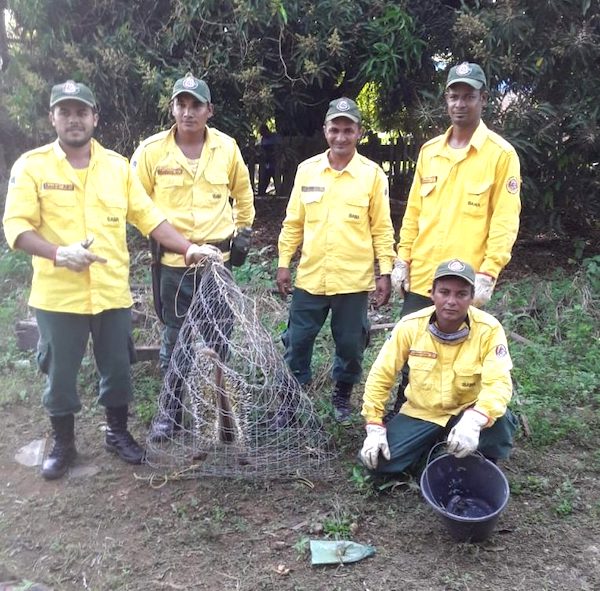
50, 80, 97, 109
324, 97, 361, 124
171, 73, 211, 103
434, 259, 476, 286
446, 62, 487, 90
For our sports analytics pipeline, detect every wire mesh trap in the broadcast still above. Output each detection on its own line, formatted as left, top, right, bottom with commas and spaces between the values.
144, 263, 336, 479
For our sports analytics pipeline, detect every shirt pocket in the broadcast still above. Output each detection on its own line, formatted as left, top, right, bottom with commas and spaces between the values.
154, 171, 185, 206
407, 356, 437, 391
464, 180, 492, 217
204, 167, 231, 203
419, 182, 437, 218
420, 182, 436, 199
343, 194, 369, 224
155, 172, 184, 190
96, 192, 127, 227
301, 189, 325, 222
453, 364, 482, 404
39, 188, 77, 208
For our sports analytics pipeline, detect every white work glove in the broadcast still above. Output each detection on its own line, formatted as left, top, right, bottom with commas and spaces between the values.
360, 424, 391, 470
185, 243, 224, 266
54, 237, 106, 272
447, 409, 489, 458
390, 259, 410, 295
473, 273, 495, 307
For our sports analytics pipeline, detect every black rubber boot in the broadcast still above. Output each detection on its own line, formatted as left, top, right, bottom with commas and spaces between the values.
148, 383, 184, 442
332, 381, 353, 424
105, 406, 144, 464
41, 414, 76, 480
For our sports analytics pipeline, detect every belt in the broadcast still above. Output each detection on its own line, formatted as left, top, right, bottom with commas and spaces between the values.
209, 238, 232, 253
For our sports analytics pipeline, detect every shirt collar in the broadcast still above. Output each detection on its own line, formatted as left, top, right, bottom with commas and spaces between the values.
468, 120, 489, 151
52, 138, 100, 162
321, 149, 361, 177
434, 120, 489, 156
167, 124, 219, 150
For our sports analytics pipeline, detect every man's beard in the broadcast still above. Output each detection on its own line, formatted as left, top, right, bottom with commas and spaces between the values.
59, 128, 94, 148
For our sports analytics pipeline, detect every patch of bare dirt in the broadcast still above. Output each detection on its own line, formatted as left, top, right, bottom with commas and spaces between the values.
1, 401, 600, 591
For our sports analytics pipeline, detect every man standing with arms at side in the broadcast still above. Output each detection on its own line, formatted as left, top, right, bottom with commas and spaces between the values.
393, 62, 521, 313
3, 80, 210, 479
132, 73, 255, 441
276, 98, 396, 423
389, 62, 521, 416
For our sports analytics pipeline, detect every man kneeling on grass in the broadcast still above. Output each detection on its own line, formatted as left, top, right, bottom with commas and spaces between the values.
359, 259, 518, 476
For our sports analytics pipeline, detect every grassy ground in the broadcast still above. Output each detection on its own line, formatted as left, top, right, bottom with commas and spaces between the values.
0, 247, 599, 590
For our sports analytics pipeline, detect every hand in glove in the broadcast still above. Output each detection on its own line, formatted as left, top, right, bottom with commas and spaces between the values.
359, 423, 391, 470
447, 409, 489, 458
391, 259, 410, 295
185, 243, 224, 266
54, 238, 107, 272
473, 273, 495, 307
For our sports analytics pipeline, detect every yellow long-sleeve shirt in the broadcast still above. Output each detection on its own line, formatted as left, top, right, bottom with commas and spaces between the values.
361, 305, 513, 426
2, 139, 166, 314
398, 121, 521, 296
277, 150, 396, 295
131, 125, 255, 267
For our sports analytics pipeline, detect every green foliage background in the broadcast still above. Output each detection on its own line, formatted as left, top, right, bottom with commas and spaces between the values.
1, 0, 599, 235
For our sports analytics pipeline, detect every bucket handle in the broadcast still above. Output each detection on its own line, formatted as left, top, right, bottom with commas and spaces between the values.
423, 442, 487, 511
423, 442, 449, 510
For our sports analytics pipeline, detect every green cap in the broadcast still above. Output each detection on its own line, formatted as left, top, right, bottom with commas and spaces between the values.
434, 259, 476, 286
446, 62, 486, 90
324, 97, 361, 124
50, 80, 97, 109
171, 73, 211, 103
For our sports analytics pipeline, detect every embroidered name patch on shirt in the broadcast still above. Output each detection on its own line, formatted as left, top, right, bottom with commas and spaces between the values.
421, 176, 437, 184
156, 167, 183, 175
409, 349, 438, 359
301, 186, 325, 192
42, 182, 74, 191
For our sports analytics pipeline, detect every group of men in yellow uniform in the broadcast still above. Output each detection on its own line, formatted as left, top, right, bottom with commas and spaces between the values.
3, 60, 520, 481
277, 62, 520, 475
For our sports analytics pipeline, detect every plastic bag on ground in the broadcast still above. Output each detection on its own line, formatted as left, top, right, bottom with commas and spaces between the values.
310, 540, 376, 565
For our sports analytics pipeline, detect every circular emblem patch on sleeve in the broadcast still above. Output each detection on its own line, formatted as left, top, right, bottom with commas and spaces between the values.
495, 344, 508, 358
506, 177, 519, 194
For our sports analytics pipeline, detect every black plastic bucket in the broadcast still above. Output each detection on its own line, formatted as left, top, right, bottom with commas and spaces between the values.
420, 452, 510, 543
